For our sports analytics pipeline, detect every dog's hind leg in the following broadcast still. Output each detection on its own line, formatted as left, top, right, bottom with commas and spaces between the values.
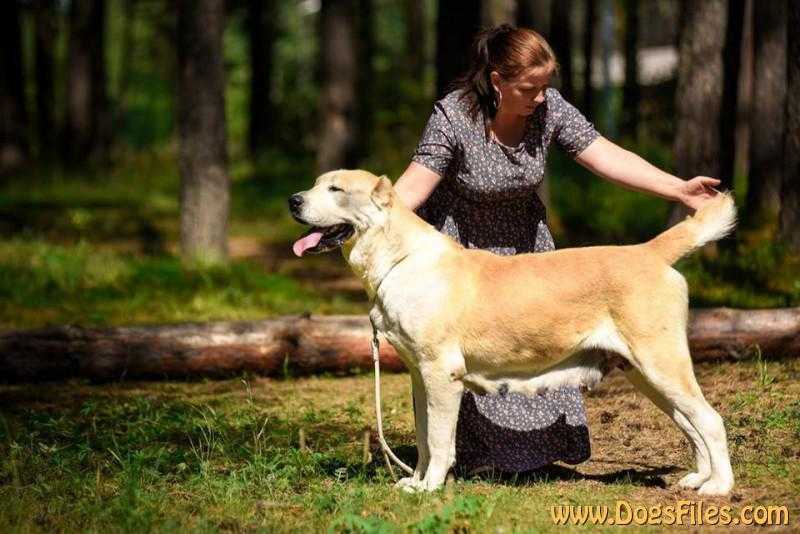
627, 340, 734, 496
407, 348, 465, 492
396, 367, 430, 489
624, 367, 711, 489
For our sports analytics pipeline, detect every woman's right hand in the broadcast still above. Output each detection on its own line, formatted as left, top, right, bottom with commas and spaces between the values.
678, 176, 721, 211
393, 162, 443, 211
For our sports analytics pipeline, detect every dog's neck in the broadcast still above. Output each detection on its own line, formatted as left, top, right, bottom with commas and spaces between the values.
342, 201, 454, 300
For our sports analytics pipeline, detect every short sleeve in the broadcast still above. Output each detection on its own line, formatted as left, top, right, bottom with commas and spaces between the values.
547, 88, 600, 158
411, 101, 459, 176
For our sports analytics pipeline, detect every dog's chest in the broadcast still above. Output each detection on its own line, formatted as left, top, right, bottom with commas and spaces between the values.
370, 302, 422, 354
369, 289, 445, 367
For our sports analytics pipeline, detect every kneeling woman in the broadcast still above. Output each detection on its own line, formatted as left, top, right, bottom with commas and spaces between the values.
394, 24, 718, 475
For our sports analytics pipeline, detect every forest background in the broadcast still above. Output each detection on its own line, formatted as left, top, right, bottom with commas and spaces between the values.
1, 0, 798, 330
1, 2, 800, 532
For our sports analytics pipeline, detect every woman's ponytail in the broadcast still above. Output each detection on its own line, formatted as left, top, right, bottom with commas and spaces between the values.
449, 25, 557, 122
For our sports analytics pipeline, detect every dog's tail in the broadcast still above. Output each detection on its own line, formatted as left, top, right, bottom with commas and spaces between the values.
645, 191, 737, 265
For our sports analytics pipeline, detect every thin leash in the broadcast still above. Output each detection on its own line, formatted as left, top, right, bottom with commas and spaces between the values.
370, 323, 414, 477
367, 250, 415, 478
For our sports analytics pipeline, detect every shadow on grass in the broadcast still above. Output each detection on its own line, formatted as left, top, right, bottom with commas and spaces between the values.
462, 462, 676, 489
346, 443, 676, 489
0, 202, 167, 254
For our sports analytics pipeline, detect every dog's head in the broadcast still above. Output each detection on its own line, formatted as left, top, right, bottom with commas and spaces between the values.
288, 169, 395, 256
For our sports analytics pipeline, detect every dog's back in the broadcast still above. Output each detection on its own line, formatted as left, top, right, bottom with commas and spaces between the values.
452, 192, 737, 377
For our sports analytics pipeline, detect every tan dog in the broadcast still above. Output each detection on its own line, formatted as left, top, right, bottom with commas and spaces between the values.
289, 169, 735, 495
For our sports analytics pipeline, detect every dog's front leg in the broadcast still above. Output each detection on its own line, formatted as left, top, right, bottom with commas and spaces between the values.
410, 356, 464, 492
396, 367, 430, 489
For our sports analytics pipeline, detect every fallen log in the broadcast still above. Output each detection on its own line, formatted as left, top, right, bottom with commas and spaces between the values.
0, 315, 406, 382
1, 308, 798, 383
688, 307, 800, 360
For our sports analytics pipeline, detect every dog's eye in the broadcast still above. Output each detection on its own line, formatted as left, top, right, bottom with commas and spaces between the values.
328, 185, 344, 193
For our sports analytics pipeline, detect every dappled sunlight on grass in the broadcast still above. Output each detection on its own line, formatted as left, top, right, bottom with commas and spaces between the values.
0, 239, 364, 330
0, 359, 797, 531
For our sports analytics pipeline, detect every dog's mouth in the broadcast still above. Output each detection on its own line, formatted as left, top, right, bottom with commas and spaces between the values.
292, 224, 355, 257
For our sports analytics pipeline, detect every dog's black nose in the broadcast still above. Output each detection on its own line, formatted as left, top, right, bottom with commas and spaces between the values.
288, 194, 304, 211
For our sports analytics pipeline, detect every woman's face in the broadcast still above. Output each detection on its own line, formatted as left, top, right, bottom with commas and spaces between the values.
491, 66, 553, 118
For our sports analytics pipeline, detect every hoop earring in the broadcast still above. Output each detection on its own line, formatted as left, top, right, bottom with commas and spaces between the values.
494, 91, 502, 111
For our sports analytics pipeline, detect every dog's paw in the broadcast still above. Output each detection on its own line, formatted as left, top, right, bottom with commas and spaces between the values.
677, 472, 710, 489
418, 478, 445, 492
697, 478, 734, 496
396, 477, 444, 493
401, 480, 444, 493
394, 476, 419, 490
397, 478, 427, 493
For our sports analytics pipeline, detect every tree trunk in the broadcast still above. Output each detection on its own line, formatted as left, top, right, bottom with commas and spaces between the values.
248, 0, 277, 157
34, 0, 57, 161
621, 0, 639, 139
114, 0, 137, 146
735, 0, 753, 202
779, 0, 800, 252
746, 0, 786, 222
668, 0, 727, 227
582, 0, 595, 117
549, 0, 573, 101
598, 0, 615, 136
91, 0, 109, 161
65, 0, 93, 163
355, 0, 375, 163
483, 0, 517, 26
719, 0, 746, 192
177, 0, 230, 263
518, 0, 550, 33
1, 309, 798, 383
404, 0, 426, 81
0, 0, 28, 171
316, 0, 358, 173
435, 0, 481, 99
64, 0, 108, 165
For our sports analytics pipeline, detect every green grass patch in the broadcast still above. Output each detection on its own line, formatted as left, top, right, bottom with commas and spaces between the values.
0, 239, 364, 330
0, 149, 314, 247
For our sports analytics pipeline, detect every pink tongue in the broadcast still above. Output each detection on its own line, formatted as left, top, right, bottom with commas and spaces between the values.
292, 231, 324, 257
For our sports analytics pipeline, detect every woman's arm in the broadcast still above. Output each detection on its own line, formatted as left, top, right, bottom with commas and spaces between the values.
393, 162, 444, 211
575, 136, 720, 211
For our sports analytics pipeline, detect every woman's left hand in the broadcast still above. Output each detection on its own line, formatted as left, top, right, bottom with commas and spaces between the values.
679, 176, 721, 211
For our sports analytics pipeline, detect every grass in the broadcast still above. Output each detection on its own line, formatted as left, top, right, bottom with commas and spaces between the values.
1, 358, 798, 532
0, 151, 371, 330
0, 150, 310, 247
0, 239, 366, 330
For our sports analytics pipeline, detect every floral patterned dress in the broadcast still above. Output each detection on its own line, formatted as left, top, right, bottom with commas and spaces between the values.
411, 87, 600, 473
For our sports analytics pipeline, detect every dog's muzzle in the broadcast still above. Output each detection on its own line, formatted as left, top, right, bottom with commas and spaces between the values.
288, 194, 306, 223
288, 193, 354, 257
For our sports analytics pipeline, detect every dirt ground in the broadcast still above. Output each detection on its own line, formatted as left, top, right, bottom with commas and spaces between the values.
575, 361, 799, 504
346, 357, 800, 506
1, 356, 798, 531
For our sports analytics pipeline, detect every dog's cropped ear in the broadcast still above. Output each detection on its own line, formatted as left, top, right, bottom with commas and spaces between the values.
370, 175, 394, 209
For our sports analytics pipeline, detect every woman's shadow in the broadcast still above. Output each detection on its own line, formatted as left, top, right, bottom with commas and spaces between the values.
462, 462, 677, 489
384, 444, 677, 489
